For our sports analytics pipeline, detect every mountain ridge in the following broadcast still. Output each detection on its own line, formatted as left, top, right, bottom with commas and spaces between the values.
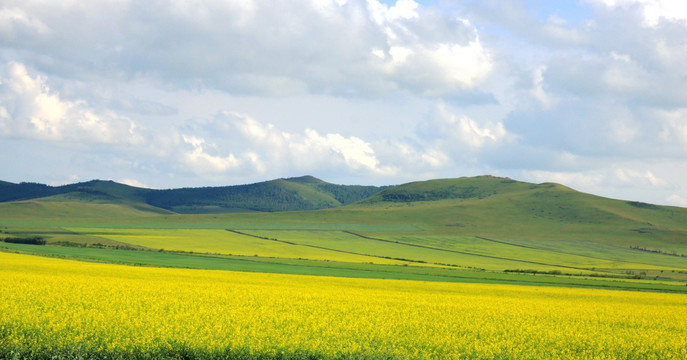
0, 176, 385, 213
2, 175, 685, 216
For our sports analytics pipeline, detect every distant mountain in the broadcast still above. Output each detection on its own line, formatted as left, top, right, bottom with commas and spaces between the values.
0, 176, 385, 213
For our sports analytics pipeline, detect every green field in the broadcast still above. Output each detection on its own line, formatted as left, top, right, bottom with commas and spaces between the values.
2, 176, 687, 291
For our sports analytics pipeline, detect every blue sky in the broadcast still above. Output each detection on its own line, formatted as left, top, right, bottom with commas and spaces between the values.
2, 0, 687, 206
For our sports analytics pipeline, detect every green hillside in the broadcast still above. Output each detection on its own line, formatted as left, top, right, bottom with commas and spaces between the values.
1, 175, 686, 291
0, 181, 56, 202
0, 176, 384, 213
359, 175, 530, 203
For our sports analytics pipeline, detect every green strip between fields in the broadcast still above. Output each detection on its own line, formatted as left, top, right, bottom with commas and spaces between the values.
2, 242, 686, 294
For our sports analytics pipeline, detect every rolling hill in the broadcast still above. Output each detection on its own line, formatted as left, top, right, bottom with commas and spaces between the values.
1, 175, 686, 288
352, 175, 687, 251
0, 176, 384, 213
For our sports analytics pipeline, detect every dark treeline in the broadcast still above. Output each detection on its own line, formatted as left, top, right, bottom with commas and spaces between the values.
3, 236, 46, 245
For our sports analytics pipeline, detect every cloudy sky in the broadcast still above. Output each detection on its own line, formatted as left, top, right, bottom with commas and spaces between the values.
2, 0, 687, 206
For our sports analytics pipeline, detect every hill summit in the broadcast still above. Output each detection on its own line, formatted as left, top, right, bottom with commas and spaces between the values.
0, 176, 384, 213
360, 175, 529, 203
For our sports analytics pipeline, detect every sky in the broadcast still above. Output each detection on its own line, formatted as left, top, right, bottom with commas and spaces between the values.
2, 0, 687, 206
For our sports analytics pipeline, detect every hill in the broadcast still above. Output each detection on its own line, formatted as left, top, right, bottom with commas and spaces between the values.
359, 175, 531, 203
2, 175, 686, 289
0, 181, 57, 202
0, 176, 384, 213
354, 175, 687, 243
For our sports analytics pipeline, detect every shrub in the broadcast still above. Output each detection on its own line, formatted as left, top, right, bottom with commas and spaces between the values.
3, 236, 46, 245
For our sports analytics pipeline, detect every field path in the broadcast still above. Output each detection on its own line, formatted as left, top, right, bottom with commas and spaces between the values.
342, 230, 599, 272
225, 229, 426, 264
228, 228, 598, 272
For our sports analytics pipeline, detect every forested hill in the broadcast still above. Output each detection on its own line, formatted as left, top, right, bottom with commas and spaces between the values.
144, 176, 385, 213
0, 176, 384, 213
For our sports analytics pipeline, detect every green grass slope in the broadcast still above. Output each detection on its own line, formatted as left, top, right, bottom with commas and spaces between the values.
286, 175, 386, 205
356, 175, 687, 240
0, 199, 171, 221
1, 175, 686, 288
338, 176, 687, 274
359, 175, 531, 203
0, 176, 384, 213
143, 177, 344, 213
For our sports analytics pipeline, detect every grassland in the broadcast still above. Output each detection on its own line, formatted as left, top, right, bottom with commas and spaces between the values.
1, 176, 687, 290
3, 241, 685, 293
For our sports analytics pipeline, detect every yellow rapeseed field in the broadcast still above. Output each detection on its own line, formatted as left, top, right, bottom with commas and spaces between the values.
1, 251, 686, 359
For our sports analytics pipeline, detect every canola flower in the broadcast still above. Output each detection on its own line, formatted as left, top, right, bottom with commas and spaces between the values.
1, 251, 686, 359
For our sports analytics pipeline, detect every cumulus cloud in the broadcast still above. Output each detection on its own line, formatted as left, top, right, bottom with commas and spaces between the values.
175, 112, 397, 180
368, 1, 493, 97
614, 168, 666, 187
3, 0, 687, 206
173, 108, 514, 183
530, 66, 556, 108
666, 194, 687, 207
658, 108, 687, 146
0, 62, 142, 144
590, 0, 687, 26
373, 140, 449, 180
0, 0, 495, 99
420, 103, 507, 151
518, 157, 687, 206
495, 0, 687, 162
118, 178, 150, 189
181, 135, 242, 174
521, 170, 605, 189
0, 7, 51, 38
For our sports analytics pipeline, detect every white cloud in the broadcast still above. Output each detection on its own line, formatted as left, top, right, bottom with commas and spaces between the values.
386, 0, 420, 21
520, 161, 683, 206
531, 65, 556, 108
420, 149, 450, 169
181, 135, 242, 174
609, 115, 639, 144
375, 140, 448, 176
3, 0, 687, 207
666, 194, 687, 207
0, 0, 495, 98
118, 178, 149, 189
179, 112, 396, 179
456, 116, 505, 149
0, 7, 51, 37
367, 0, 419, 25
591, 0, 687, 26
615, 168, 666, 186
427, 41, 492, 89
424, 103, 507, 151
610, 51, 631, 62
521, 170, 605, 189
370, 3, 493, 94
233, 115, 283, 145
658, 108, 687, 145
0, 62, 142, 144
305, 129, 382, 172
